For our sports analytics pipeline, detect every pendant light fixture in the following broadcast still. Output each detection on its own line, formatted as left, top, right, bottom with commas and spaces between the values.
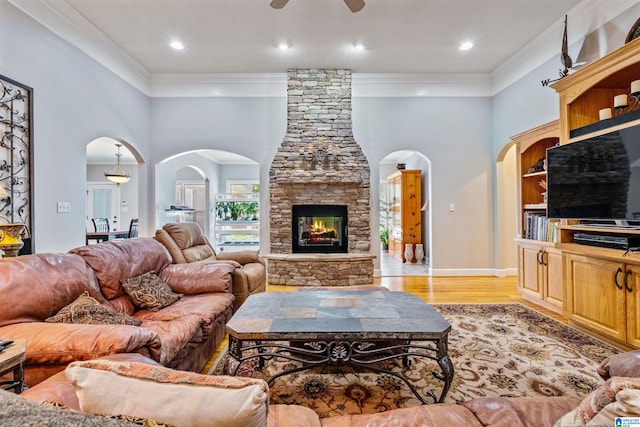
104, 143, 130, 186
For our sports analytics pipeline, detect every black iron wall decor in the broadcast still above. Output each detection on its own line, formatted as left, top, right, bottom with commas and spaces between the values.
0, 74, 34, 254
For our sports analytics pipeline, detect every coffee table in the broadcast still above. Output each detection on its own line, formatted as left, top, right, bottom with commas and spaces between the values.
225, 290, 453, 404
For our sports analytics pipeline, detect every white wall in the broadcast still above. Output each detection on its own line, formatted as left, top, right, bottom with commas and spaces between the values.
354, 97, 494, 274
0, 2, 150, 251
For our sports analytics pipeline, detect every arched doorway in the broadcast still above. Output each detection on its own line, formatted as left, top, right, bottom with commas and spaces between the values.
495, 142, 518, 276
86, 137, 142, 235
379, 150, 431, 276
156, 149, 260, 253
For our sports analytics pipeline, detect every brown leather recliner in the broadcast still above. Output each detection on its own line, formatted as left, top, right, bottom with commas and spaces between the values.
155, 222, 266, 312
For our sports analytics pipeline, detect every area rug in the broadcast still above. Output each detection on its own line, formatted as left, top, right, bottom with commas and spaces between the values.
209, 303, 622, 418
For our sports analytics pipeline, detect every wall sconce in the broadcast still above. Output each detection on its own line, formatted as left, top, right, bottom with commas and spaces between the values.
104, 143, 131, 186
298, 138, 341, 171
0, 186, 25, 258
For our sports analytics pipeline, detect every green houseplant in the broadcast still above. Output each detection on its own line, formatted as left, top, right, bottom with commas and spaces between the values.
380, 227, 389, 251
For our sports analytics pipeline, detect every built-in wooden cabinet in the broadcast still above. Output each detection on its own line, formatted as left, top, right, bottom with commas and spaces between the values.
512, 121, 563, 313
517, 240, 563, 312
512, 120, 560, 242
387, 169, 421, 263
546, 36, 640, 348
563, 248, 640, 348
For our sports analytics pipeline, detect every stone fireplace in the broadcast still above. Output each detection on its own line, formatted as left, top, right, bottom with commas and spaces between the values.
265, 69, 374, 286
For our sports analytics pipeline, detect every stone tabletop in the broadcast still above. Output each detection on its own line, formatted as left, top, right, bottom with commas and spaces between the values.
226, 291, 451, 341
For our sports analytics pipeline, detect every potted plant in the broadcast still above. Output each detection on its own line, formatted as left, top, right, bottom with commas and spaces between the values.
380, 227, 389, 251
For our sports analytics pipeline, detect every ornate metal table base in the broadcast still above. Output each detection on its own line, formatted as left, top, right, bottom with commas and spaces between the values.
227, 336, 454, 404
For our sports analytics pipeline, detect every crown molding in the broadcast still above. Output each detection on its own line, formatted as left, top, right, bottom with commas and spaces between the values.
491, 0, 640, 94
9, 0, 151, 93
11, 0, 640, 98
352, 73, 492, 97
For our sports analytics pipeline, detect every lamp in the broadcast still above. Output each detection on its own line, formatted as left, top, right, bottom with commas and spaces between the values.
0, 186, 25, 258
104, 143, 130, 186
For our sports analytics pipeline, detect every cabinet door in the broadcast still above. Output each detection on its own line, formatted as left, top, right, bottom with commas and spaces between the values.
520, 245, 543, 298
565, 254, 627, 342
625, 266, 640, 348
544, 248, 564, 309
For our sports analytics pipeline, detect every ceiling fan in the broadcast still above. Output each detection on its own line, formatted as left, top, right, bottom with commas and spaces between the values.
270, 0, 365, 13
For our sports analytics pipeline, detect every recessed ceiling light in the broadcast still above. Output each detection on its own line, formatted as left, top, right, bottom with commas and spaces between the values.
278, 43, 290, 50
354, 43, 365, 51
170, 41, 184, 50
459, 41, 474, 51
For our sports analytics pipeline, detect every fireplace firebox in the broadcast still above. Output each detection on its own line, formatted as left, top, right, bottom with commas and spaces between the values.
292, 205, 348, 253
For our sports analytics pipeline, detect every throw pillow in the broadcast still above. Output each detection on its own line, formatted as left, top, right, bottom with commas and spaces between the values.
588, 388, 640, 425
45, 291, 141, 326
65, 360, 269, 427
121, 272, 182, 311
554, 377, 640, 427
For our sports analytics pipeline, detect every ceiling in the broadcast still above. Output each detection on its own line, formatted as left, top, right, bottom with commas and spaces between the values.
20, 0, 634, 165
55, 0, 582, 75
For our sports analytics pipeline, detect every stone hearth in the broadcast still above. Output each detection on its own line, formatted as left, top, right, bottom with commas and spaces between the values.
267, 69, 374, 286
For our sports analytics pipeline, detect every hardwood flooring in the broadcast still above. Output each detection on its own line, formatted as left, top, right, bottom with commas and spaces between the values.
202, 275, 568, 373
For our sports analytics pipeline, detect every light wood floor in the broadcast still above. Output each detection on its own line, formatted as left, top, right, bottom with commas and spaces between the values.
203, 275, 566, 373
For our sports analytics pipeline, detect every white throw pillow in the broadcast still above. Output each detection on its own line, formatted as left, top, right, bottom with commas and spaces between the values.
65, 360, 269, 427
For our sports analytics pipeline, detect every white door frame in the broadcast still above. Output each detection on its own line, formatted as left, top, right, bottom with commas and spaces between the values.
86, 182, 121, 231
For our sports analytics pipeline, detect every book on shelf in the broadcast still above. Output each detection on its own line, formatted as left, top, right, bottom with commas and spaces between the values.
523, 212, 559, 243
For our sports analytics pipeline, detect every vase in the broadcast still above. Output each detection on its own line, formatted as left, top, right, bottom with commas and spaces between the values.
414, 244, 424, 263
404, 244, 413, 264
0, 223, 25, 258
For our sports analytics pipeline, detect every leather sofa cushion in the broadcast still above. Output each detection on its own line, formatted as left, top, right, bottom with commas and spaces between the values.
137, 315, 203, 365
268, 405, 321, 427
70, 238, 171, 300
242, 262, 267, 293
0, 253, 99, 327
319, 404, 484, 426
462, 396, 580, 427
598, 350, 640, 380
159, 262, 235, 294
0, 322, 162, 366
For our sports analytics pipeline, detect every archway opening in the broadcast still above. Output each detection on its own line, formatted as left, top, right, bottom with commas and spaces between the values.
156, 149, 260, 253
86, 137, 141, 237
379, 150, 431, 276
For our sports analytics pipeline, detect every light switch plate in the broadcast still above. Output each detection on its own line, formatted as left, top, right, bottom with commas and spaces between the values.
57, 201, 71, 213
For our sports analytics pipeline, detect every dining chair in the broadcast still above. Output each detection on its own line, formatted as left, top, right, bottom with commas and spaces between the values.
92, 218, 110, 233
128, 218, 139, 238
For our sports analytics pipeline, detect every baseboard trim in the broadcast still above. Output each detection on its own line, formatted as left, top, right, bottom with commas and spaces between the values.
431, 268, 517, 277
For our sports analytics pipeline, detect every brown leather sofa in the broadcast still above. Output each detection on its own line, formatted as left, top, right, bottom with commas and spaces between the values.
18, 349, 634, 427
154, 222, 266, 312
0, 237, 235, 387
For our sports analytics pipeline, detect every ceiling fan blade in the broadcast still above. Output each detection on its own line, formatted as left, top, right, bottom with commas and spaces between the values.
344, 0, 365, 12
270, 0, 289, 9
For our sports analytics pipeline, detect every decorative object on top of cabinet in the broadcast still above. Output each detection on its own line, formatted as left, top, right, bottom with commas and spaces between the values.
552, 37, 640, 144
626, 17, 640, 43
541, 15, 574, 87
387, 169, 421, 263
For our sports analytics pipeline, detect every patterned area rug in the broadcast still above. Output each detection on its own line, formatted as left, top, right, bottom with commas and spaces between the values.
210, 303, 622, 418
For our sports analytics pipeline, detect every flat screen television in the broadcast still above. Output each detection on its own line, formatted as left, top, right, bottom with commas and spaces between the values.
546, 122, 640, 223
